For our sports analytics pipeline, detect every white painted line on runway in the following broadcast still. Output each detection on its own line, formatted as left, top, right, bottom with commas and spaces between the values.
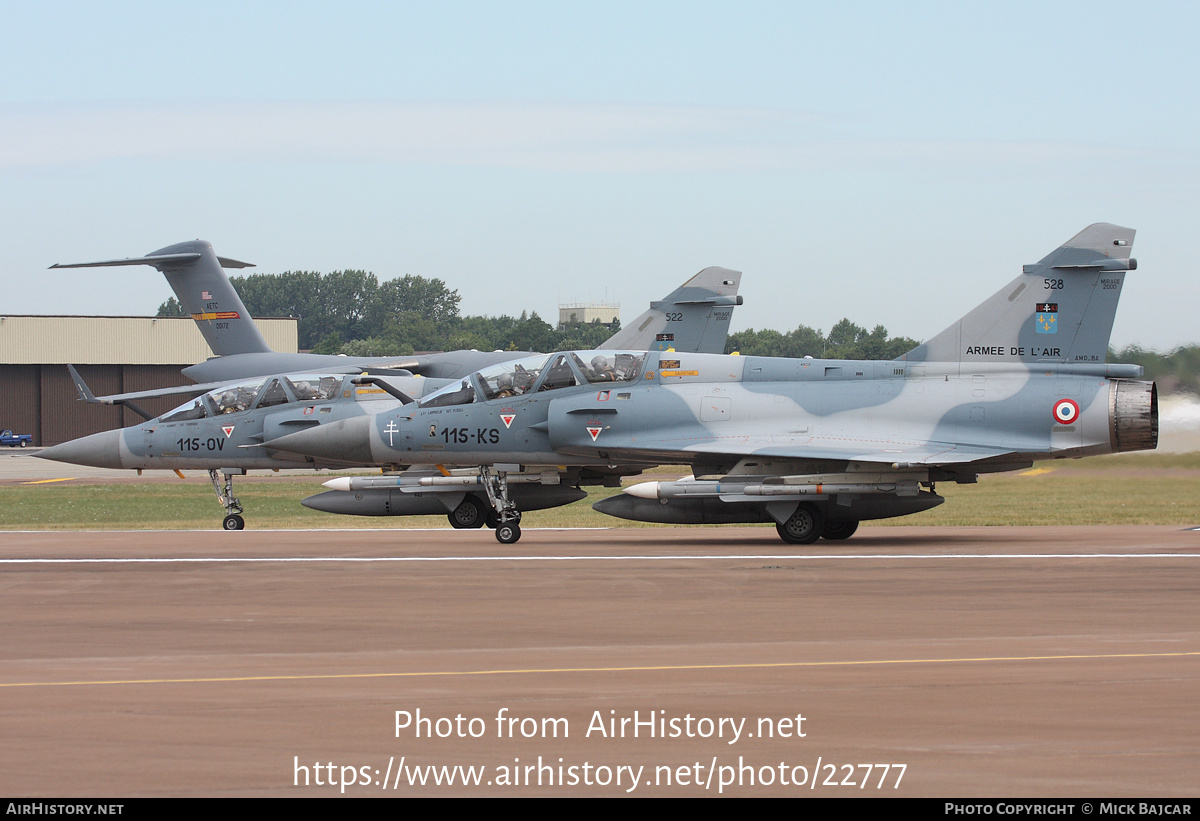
2, 552, 1200, 564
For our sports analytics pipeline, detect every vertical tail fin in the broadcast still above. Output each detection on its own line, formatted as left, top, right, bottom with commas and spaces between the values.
901, 223, 1136, 364
65, 364, 155, 421
601, 266, 743, 353
51, 240, 273, 356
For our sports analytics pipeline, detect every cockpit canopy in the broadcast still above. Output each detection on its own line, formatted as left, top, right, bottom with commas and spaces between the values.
418, 350, 646, 408
159, 375, 346, 422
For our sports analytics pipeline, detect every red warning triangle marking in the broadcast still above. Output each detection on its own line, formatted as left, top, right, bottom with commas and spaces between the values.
500, 410, 516, 429
586, 426, 602, 442
222, 425, 235, 438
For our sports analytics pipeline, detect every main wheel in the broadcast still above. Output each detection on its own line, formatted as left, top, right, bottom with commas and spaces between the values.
776, 504, 824, 545
821, 520, 859, 540
19, 440, 27, 448
448, 496, 485, 529
495, 522, 521, 544
222, 514, 245, 531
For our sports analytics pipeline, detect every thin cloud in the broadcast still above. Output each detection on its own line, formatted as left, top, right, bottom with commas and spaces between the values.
0, 100, 1132, 173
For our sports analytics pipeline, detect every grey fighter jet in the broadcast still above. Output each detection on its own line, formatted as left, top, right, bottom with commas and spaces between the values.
37, 370, 440, 529
40, 366, 588, 529
266, 224, 1157, 545
51, 241, 743, 382
37, 261, 745, 530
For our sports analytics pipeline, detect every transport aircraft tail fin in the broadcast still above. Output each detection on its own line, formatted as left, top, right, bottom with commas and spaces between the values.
51, 240, 273, 357
601, 267, 743, 354
901, 223, 1136, 365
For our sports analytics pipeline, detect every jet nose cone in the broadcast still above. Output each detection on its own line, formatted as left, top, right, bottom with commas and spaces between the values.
34, 429, 125, 469
267, 415, 376, 464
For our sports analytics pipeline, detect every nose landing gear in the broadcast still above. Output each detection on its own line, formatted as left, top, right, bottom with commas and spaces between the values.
210, 468, 246, 530
479, 465, 523, 544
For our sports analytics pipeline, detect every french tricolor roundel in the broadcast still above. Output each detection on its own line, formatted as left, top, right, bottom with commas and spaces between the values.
1052, 398, 1080, 425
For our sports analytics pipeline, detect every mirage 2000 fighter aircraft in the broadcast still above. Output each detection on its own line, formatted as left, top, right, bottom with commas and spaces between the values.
38, 257, 745, 531
264, 224, 1157, 545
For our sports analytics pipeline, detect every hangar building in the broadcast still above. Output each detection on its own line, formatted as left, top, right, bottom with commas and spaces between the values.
0, 316, 298, 446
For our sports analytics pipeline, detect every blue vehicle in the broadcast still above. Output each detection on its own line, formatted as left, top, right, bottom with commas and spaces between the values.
1, 430, 32, 448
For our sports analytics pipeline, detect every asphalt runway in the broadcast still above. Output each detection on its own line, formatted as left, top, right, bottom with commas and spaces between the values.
2, 525, 1198, 797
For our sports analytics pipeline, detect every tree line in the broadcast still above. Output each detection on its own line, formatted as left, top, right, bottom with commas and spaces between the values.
726, 319, 919, 361
158, 270, 1200, 391
156, 269, 620, 355
1109, 344, 1200, 395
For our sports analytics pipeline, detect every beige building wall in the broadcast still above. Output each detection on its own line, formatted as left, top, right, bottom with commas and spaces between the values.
558, 303, 620, 327
0, 316, 298, 364
0, 316, 298, 445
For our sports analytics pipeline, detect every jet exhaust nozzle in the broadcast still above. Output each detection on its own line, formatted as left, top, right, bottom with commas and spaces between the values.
1110, 380, 1158, 453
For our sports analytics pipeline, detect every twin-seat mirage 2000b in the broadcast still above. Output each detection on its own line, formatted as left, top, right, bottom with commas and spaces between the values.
36, 369, 454, 530
37, 255, 745, 531
265, 224, 1158, 545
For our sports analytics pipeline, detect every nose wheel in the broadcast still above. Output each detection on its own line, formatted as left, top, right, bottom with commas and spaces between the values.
210, 469, 246, 531
479, 466, 523, 543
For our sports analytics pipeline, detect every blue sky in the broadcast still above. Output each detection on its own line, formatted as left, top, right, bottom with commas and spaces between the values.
3, 1, 1197, 350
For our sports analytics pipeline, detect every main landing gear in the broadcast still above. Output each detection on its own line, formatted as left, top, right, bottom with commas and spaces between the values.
820, 520, 859, 540
775, 503, 824, 545
210, 468, 246, 531
774, 503, 860, 544
448, 496, 486, 529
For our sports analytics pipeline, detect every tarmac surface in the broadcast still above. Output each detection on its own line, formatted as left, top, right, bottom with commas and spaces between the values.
2, 524, 1199, 797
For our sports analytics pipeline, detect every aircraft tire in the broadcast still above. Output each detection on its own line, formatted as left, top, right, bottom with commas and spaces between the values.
821, 520, 859, 540
495, 522, 521, 545
222, 514, 245, 531
776, 504, 824, 545
448, 496, 486, 529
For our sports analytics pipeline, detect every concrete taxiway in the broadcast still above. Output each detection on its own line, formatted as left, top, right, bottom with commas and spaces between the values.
1, 525, 1198, 797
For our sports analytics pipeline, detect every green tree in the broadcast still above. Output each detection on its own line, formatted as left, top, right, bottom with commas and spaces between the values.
227, 270, 461, 350
726, 321, 917, 360
156, 297, 186, 317
1110, 344, 1200, 394
376, 275, 461, 325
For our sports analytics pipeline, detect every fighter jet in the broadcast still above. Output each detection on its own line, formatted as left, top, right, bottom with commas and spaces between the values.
36, 370, 428, 529
51, 241, 743, 382
38, 365, 598, 529
265, 224, 1157, 545
37, 260, 745, 530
